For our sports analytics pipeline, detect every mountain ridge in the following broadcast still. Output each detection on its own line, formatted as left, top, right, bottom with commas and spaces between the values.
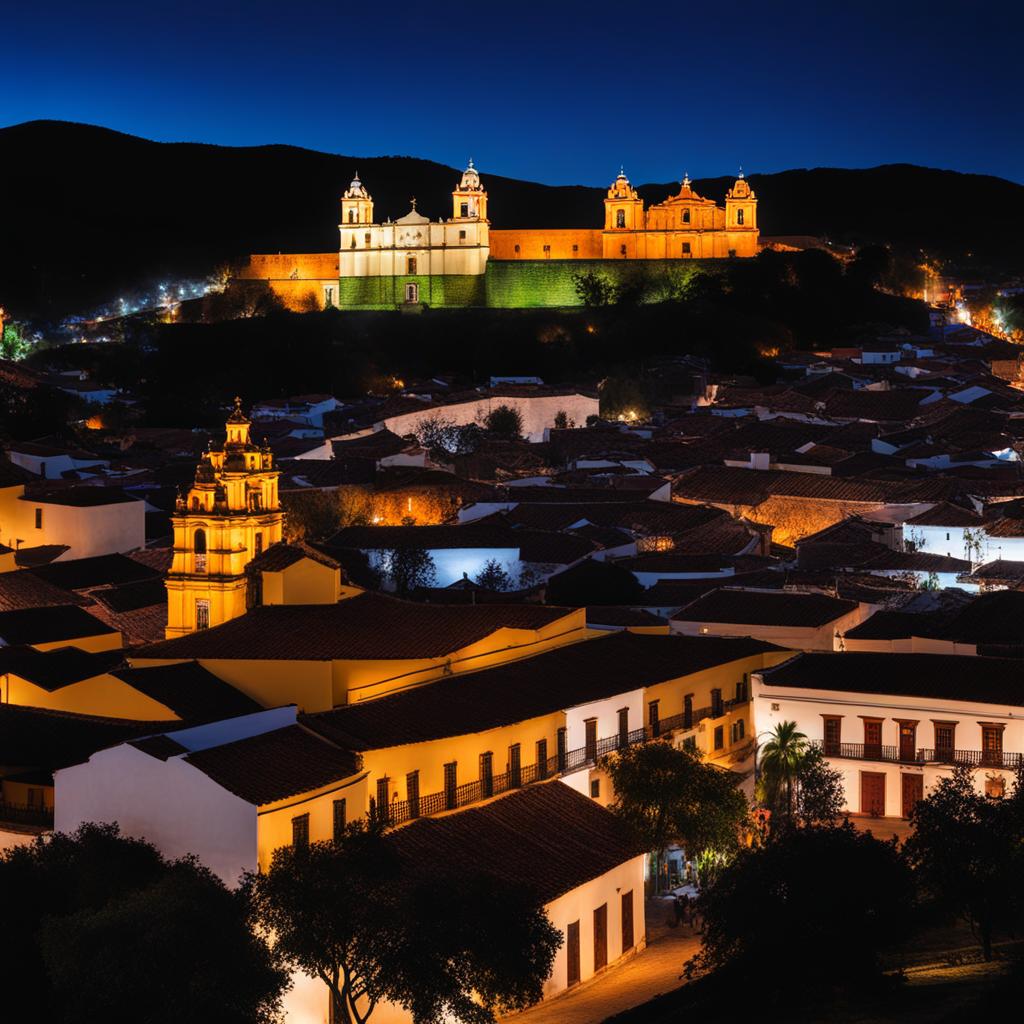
2, 120, 1022, 317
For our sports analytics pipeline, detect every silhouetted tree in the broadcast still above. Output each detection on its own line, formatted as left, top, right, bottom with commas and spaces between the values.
247, 820, 561, 1024
794, 744, 846, 827
602, 741, 748, 892
0, 823, 288, 1024
904, 765, 1024, 961
383, 546, 437, 595
688, 822, 912, 1002
484, 404, 523, 439
475, 559, 512, 591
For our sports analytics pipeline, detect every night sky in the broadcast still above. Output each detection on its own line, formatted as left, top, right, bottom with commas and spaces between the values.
3, 0, 1021, 186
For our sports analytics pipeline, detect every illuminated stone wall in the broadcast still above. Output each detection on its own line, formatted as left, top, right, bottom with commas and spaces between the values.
490, 228, 602, 260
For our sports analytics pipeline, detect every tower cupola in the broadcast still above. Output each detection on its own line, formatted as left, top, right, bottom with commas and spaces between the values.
452, 159, 488, 221
341, 171, 374, 226
604, 166, 643, 231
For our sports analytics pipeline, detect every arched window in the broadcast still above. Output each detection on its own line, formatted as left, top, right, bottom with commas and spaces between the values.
616, 209, 626, 228
194, 528, 207, 573
736, 208, 745, 225
348, 209, 356, 223
682, 209, 690, 224
191, 496, 200, 511
407, 256, 417, 275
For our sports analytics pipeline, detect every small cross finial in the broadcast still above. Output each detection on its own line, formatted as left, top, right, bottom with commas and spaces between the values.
233, 395, 242, 410
738, 166, 744, 179
683, 171, 690, 187
468, 157, 474, 168
410, 196, 417, 209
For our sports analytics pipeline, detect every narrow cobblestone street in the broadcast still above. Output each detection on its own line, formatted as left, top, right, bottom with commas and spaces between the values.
503, 902, 700, 1024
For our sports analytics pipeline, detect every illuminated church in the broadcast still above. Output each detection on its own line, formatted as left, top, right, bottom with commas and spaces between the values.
238, 162, 759, 310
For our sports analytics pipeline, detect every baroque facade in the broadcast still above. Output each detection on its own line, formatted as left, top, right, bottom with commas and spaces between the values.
237, 162, 760, 310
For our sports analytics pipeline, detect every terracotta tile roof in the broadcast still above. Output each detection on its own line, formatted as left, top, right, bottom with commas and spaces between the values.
585, 606, 668, 628
0, 605, 119, 645
843, 609, 951, 641
184, 725, 361, 805
673, 465, 956, 506
943, 591, 1024, 643
111, 661, 262, 722
303, 631, 777, 750
128, 735, 188, 760
904, 501, 983, 527
760, 651, 1024, 706
21, 486, 140, 507
0, 645, 123, 690
0, 704, 165, 772
246, 540, 340, 573
673, 588, 859, 628
0, 571, 90, 611
27, 553, 159, 590
134, 592, 573, 662
387, 782, 644, 904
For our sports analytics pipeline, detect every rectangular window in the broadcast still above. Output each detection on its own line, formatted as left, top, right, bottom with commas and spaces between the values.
714, 725, 724, 750
731, 719, 745, 743
617, 708, 629, 749
566, 921, 581, 987
508, 744, 522, 788
585, 719, 598, 763
332, 798, 346, 841
514, 244, 520, 254
324, 286, 335, 307
34, 508, 43, 530
736, 675, 748, 702
572, 244, 579, 253
407, 256, 417, 275
480, 752, 494, 798
934, 722, 956, 759
823, 716, 842, 756
364, 232, 371, 246
291, 813, 309, 849
460, 202, 469, 217
982, 725, 1004, 766
711, 688, 723, 718
536, 738, 548, 780
556, 727, 567, 772
407, 770, 420, 818
683, 694, 693, 730
195, 599, 210, 631
543, 244, 551, 256
254, 532, 263, 558
590, 778, 600, 799
443, 762, 458, 810
459, 229, 467, 241
737, 209, 745, 225
681, 241, 691, 255
648, 700, 660, 738
376, 777, 390, 824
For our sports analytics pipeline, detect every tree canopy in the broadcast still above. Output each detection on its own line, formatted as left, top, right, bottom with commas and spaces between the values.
602, 740, 748, 888
247, 820, 561, 1024
689, 822, 912, 1001
0, 823, 288, 1024
904, 765, 1024, 960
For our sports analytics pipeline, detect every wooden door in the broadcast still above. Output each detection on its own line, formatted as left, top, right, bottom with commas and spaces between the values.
566, 921, 580, 987
898, 723, 916, 762
901, 774, 923, 818
863, 719, 882, 759
621, 891, 634, 953
593, 904, 608, 972
861, 771, 886, 816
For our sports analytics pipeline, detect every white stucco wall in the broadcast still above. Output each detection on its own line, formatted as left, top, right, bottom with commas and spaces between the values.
55, 745, 259, 886
671, 607, 869, 652
381, 393, 599, 444
752, 675, 1024, 814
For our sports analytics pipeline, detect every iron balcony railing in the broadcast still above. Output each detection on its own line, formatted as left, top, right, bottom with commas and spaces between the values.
817, 741, 1024, 770
0, 801, 54, 829
919, 748, 1024, 770
378, 696, 748, 828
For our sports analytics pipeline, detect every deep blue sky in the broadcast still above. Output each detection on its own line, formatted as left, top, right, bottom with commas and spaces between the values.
3, 0, 1021, 185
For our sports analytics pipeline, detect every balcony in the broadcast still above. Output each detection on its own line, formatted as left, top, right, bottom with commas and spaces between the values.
816, 741, 1023, 770
381, 696, 748, 829
0, 801, 54, 830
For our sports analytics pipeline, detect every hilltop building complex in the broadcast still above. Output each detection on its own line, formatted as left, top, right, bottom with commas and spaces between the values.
237, 163, 759, 310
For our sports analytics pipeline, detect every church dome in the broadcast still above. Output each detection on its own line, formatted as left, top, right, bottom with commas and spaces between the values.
344, 171, 370, 199
459, 159, 482, 191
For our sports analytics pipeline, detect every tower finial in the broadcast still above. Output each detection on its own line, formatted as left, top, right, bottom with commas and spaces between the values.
468, 157, 474, 169
683, 171, 690, 188
738, 166, 744, 179
410, 196, 417, 210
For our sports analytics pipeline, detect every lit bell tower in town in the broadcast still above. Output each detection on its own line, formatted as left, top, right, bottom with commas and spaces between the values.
452, 159, 488, 222
165, 398, 284, 637
340, 171, 374, 227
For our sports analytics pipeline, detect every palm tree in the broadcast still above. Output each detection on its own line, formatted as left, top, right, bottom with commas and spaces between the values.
757, 721, 808, 824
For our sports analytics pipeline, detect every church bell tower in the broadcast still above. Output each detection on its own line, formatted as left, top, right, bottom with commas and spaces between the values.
452, 159, 488, 222
164, 398, 284, 637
